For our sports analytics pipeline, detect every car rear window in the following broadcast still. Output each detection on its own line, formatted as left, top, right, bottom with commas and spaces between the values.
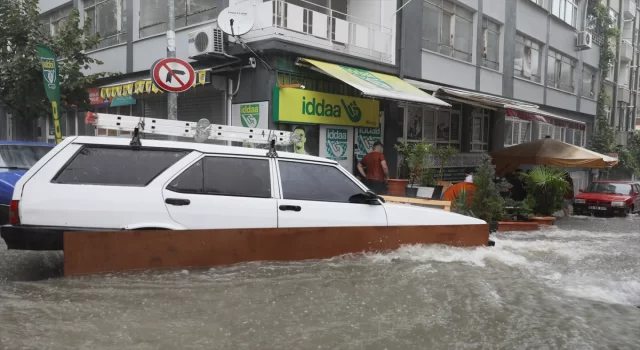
53, 146, 189, 186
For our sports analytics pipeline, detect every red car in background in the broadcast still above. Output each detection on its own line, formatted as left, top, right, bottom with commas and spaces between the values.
573, 181, 640, 216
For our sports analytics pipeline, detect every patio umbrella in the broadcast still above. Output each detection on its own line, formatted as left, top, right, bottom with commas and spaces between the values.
491, 138, 619, 176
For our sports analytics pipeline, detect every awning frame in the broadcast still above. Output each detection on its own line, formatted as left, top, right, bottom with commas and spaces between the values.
296, 58, 452, 108
404, 78, 588, 130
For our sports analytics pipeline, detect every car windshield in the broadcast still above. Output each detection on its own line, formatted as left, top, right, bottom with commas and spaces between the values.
0, 145, 52, 170
584, 182, 633, 195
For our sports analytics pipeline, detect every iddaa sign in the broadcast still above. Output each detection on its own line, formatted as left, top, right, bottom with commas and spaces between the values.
275, 87, 379, 127
326, 128, 348, 161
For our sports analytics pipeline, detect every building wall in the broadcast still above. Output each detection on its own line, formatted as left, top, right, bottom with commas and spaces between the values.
400, 0, 601, 154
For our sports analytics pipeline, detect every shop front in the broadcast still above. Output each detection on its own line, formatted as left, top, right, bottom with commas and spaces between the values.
270, 58, 450, 174
272, 87, 382, 173
402, 78, 592, 183
84, 69, 223, 139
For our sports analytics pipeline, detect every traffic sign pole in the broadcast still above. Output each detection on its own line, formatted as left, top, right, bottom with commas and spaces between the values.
167, 0, 177, 140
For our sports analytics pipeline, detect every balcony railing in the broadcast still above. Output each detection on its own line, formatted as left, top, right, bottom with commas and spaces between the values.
623, 0, 637, 20
241, 0, 394, 64
620, 40, 633, 62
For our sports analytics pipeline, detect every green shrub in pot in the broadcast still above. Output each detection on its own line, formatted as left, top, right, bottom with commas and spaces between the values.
469, 154, 505, 222
523, 166, 570, 217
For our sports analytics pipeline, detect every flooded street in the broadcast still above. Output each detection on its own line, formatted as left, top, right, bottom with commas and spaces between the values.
1, 216, 639, 350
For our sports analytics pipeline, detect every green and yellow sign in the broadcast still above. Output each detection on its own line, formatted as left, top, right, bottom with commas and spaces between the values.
36, 45, 62, 144
273, 87, 379, 128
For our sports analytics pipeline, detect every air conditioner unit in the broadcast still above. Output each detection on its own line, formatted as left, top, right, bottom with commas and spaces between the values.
188, 26, 225, 59
576, 31, 592, 50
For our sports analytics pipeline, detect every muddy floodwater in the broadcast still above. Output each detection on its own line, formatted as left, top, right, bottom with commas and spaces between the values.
1, 216, 639, 349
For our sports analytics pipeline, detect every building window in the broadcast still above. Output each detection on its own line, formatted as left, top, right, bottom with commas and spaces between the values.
482, 18, 500, 70
572, 129, 585, 147
530, 0, 545, 6
547, 50, 575, 93
539, 123, 566, 141
552, 0, 578, 27
514, 34, 542, 83
471, 108, 490, 151
581, 65, 597, 98
504, 118, 531, 147
41, 7, 72, 36
84, 0, 127, 49
422, 0, 474, 63
405, 104, 461, 149
139, 0, 220, 38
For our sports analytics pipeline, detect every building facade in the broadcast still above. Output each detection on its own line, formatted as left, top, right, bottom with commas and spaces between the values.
1, 0, 621, 187
594, 0, 640, 144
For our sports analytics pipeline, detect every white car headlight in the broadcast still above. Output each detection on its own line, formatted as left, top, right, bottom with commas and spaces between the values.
611, 201, 626, 207
574, 199, 585, 204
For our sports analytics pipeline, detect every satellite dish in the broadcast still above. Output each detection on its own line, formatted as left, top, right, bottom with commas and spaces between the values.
194, 118, 211, 143
217, 4, 255, 36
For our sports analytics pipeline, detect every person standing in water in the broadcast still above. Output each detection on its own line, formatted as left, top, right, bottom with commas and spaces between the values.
357, 141, 389, 194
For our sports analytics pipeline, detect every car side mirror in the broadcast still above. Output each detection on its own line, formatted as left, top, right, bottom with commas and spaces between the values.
579, 188, 584, 192
634, 192, 639, 196
348, 191, 383, 205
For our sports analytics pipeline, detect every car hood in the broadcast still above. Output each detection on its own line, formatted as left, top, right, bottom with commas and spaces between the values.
575, 192, 632, 202
383, 203, 487, 226
0, 170, 25, 205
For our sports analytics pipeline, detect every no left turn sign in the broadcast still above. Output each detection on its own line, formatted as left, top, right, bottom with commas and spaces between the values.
151, 58, 196, 93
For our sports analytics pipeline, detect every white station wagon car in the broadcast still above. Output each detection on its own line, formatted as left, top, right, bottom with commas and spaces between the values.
1, 136, 486, 251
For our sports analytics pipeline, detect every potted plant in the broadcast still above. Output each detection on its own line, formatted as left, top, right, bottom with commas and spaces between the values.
416, 167, 438, 198
498, 198, 537, 232
523, 166, 570, 225
469, 154, 505, 223
405, 139, 432, 198
452, 188, 475, 217
431, 145, 459, 198
388, 142, 412, 196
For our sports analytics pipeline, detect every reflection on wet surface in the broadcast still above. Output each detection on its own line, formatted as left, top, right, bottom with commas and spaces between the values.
1, 216, 639, 349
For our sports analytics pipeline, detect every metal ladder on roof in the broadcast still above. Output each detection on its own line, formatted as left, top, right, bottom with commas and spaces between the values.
84, 112, 299, 154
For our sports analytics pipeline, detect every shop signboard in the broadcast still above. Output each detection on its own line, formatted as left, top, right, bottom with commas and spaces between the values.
438, 167, 478, 183
89, 87, 136, 108
98, 69, 210, 99
273, 87, 379, 128
320, 125, 353, 172
232, 101, 269, 129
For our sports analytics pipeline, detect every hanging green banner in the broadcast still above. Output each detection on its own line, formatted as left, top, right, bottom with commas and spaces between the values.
36, 44, 62, 144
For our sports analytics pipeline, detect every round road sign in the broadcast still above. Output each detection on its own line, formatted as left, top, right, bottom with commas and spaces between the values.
151, 57, 196, 93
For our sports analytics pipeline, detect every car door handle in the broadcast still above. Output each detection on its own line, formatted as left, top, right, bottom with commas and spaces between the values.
279, 205, 301, 212
165, 198, 190, 206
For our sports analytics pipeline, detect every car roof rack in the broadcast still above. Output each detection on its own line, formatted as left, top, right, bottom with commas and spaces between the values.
84, 112, 299, 157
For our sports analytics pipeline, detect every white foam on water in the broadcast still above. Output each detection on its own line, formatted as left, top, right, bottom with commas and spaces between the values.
364, 244, 529, 268
560, 276, 640, 306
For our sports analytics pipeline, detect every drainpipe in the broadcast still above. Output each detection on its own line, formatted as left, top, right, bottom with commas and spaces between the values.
631, 10, 639, 133
396, 0, 410, 79
611, 0, 623, 128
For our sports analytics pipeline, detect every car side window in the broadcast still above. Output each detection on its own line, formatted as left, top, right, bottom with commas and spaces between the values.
278, 161, 364, 203
203, 157, 271, 198
167, 160, 204, 193
167, 157, 271, 198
